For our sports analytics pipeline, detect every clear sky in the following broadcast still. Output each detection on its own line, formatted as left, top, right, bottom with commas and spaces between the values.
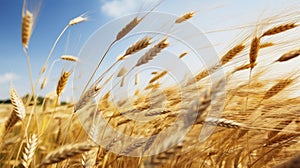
0, 0, 298, 100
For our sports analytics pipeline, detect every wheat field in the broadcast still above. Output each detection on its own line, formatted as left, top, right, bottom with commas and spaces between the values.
0, 0, 300, 167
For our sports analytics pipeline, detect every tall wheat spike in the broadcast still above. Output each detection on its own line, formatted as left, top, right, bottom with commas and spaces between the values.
56, 71, 71, 96
249, 37, 260, 69
22, 10, 33, 49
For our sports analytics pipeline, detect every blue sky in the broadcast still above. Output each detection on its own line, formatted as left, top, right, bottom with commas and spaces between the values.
0, 0, 298, 100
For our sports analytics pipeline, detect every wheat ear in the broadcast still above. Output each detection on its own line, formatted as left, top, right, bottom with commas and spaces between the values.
220, 43, 245, 65
175, 11, 195, 23
261, 23, 297, 37
118, 37, 152, 61
74, 85, 101, 112
39, 142, 95, 166
22, 10, 33, 49
275, 48, 300, 62
232, 63, 257, 73
262, 78, 293, 100
5, 86, 26, 131
179, 52, 188, 59
68, 13, 88, 26
136, 38, 169, 66
21, 134, 38, 168
116, 17, 141, 41
149, 70, 168, 83
61, 55, 79, 62
56, 71, 71, 96
249, 37, 260, 69
203, 117, 245, 129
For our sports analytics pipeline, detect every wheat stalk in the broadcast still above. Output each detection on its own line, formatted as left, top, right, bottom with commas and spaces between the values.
56, 71, 71, 96
21, 134, 38, 168
39, 142, 95, 166
22, 10, 33, 49
261, 23, 297, 37
136, 38, 169, 66
175, 11, 195, 23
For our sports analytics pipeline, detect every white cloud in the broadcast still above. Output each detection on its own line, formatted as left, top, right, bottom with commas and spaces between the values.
0, 73, 19, 84
101, 0, 158, 18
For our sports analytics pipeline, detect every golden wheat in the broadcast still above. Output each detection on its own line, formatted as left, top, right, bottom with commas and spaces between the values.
175, 11, 195, 23
56, 71, 71, 96
21, 134, 38, 168
39, 142, 95, 166
261, 23, 297, 37
61, 55, 79, 62
275, 48, 300, 62
220, 43, 245, 65
22, 10, 33, 49
249, 37, 260, 69
136, 38, 169, 66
